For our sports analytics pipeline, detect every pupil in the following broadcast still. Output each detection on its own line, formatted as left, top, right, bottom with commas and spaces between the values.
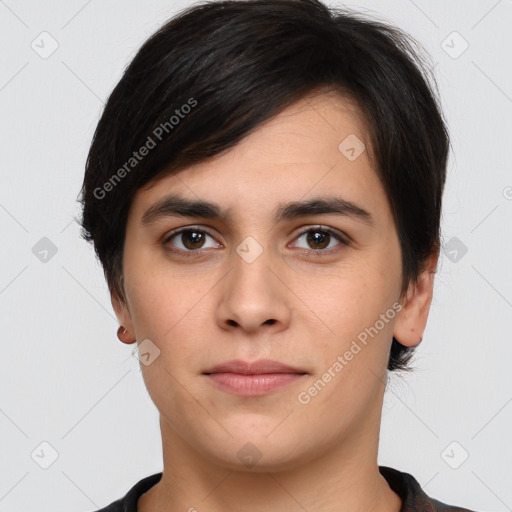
307, 230, 329, 249
183, 230, 204, 249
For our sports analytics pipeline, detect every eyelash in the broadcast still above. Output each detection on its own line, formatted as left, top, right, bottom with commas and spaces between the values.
162, 225, 350, 258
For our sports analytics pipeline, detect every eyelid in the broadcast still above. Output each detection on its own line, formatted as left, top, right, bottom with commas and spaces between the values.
162, 225, 220, 246
292, 224, 350, 244
290, 224, 350, 253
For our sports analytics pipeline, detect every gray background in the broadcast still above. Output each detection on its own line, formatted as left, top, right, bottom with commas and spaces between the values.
0, 0, 511, 510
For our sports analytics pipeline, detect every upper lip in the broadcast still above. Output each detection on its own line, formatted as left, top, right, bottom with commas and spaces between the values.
203, 359, 306, 375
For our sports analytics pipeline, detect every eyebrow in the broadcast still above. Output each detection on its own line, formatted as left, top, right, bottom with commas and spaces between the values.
141, 193, 374, 227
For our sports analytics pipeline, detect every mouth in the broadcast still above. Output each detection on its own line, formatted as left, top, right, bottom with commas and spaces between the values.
203, 359, 308, 396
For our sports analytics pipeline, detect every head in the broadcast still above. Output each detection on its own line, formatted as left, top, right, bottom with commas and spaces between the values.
79, 0, 448, 470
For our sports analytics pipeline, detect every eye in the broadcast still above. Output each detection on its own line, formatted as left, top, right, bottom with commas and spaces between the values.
291, 226, 348, 253
162, 225, 349, 257
163, 227, 220, 253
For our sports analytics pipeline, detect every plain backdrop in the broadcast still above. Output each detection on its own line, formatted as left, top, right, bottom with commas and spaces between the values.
0, 0, 511, 511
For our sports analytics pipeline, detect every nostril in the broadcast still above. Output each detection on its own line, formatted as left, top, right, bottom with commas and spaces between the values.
264, 319, 276, 325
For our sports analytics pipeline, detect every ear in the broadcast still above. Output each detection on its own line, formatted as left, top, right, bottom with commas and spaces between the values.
111, 288, 135, 334
393, 251, 439, 348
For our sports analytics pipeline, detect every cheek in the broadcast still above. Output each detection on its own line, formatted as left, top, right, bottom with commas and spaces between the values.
299, 261, 399, 349
294, 267, 398, 429
123, 242, 197, 332
124, 263, 220, 374
124, 278, 169, 336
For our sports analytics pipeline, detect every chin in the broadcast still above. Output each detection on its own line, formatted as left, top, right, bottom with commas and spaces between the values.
197, 430, 313, 473
210, 447, 305, 474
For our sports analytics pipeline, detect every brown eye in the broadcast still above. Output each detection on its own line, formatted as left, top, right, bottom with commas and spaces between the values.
292, 226, 348, 253
164, 228, 219, 253
180, 230, 206, 250
306, 230, 331, 250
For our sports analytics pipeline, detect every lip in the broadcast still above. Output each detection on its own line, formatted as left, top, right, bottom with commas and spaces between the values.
203, 359, 307, 396
204, 358, 305, 375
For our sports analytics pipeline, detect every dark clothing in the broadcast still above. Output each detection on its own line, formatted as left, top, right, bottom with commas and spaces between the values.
92, 465, 477, 511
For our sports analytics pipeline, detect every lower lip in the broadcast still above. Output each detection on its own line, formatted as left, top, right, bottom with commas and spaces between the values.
205, 372, 306, 396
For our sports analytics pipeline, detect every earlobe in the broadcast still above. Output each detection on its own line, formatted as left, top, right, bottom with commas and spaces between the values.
393, 251, 439, 348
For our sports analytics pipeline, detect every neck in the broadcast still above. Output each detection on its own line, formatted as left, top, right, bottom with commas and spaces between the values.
138, 415, 401, 512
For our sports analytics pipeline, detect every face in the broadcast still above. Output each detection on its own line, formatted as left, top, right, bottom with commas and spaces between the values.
113, 91, 432, 472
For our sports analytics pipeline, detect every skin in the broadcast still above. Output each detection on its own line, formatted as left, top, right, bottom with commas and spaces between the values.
112, 90, 438, 512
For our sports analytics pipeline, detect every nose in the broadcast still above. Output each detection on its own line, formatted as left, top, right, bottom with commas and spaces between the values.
216, 244, 291, 334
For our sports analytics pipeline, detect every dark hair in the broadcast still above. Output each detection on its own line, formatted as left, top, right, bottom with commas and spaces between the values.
78, 0, 449, 372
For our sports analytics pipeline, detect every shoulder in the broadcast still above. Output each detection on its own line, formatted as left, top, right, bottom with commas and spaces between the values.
88, 472, 162, 512
379, 466, 479, 512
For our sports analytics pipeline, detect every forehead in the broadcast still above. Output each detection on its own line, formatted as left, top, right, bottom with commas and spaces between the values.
130, 91, 388, 224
